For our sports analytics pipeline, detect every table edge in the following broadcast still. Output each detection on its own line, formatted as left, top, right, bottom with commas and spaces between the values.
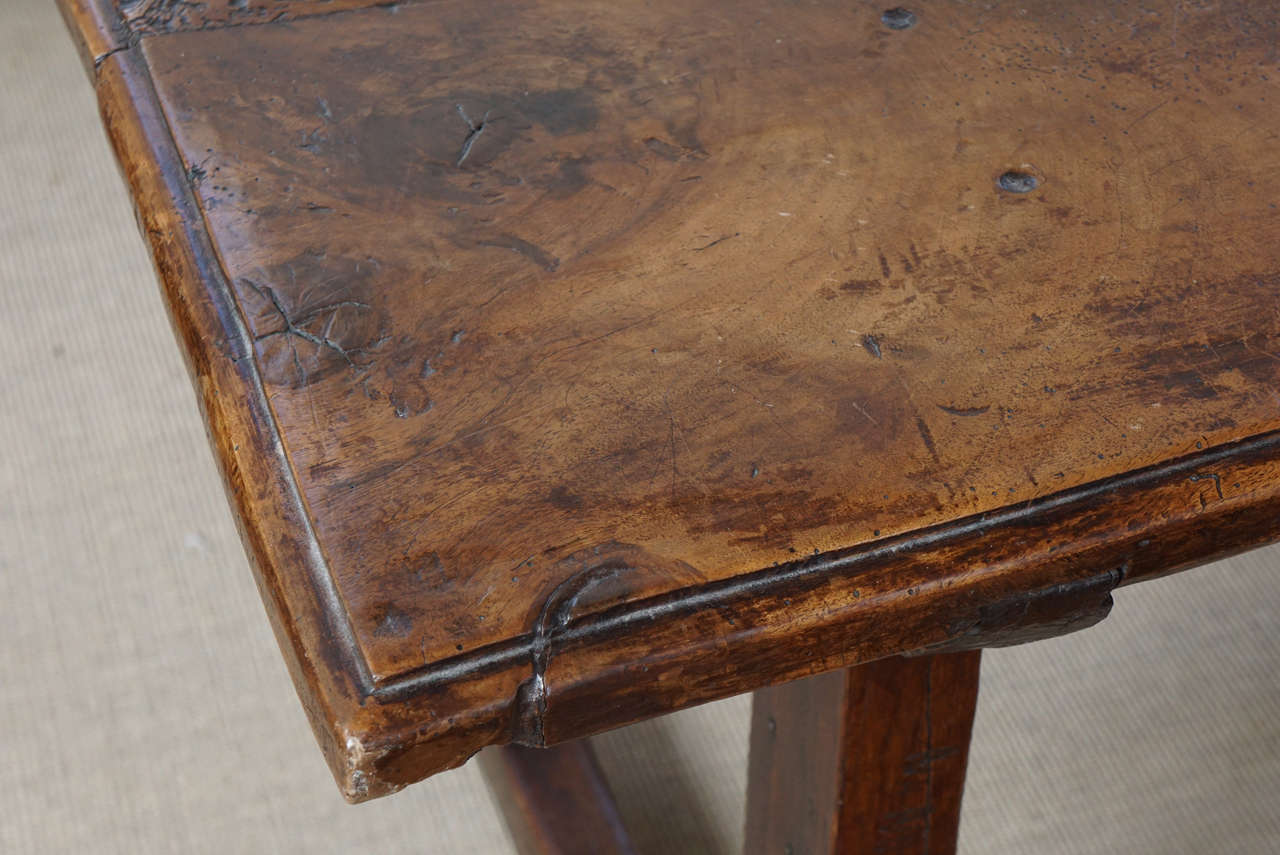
63, 4, 1280, 801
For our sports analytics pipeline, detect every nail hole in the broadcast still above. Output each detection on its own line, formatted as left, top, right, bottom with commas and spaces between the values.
881, 7, 917, 29
997, 171, 1039, 193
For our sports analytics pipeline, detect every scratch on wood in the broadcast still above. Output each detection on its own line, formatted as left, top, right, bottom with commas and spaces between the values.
692, 233, 739, 252
847, 399, 880, 426
937, 404, 990, 417
1188, 471, 1223, 500
472, 234, 560, 272
454, 103, 492, 167
915, 416, 940, 462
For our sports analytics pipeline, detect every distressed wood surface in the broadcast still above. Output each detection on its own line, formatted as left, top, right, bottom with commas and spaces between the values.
117, 0, 391, 35
745, 653, 982, 855
59, 0, 1280, 800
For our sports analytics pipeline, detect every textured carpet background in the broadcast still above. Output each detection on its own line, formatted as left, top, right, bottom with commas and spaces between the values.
2, 2, 1278, 852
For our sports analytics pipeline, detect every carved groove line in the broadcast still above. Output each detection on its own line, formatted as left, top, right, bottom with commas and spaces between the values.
518, 563, 631, 745
372, 426, 1280, 705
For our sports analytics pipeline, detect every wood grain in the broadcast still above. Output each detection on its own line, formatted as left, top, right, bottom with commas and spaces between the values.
745, 653, 982, 855
59, 0, 1280, 800
479, 741, 637, 855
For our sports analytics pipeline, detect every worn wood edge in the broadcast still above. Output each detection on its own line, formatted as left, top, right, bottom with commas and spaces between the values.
67, 2, 1280, 801
55, 0, 129, 77
351, 427, 1280, 796
89, 41, 384, 800
75, 12, 533, 801
377, 427, 1280, 701
526, 428, 1280, 744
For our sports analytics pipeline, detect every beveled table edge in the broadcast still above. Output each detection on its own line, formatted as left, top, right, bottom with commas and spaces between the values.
61, 0, 1280, 801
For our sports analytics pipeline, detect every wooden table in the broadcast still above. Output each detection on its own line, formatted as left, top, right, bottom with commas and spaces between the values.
59, 0, 1279, 851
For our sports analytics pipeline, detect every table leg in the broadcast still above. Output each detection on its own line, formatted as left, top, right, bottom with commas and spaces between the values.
479, 739, 638, 855
744, 652, 982, 855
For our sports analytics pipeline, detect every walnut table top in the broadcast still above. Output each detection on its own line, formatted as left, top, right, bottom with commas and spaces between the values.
59, 0, 1280, 800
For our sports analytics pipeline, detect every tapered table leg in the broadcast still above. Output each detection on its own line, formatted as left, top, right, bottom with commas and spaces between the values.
479, 739, 638, 855
744, 652, 982, 855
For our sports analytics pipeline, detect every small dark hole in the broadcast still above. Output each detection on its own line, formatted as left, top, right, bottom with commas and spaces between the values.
997, 170, 1039, 193
882, 7, 917, 29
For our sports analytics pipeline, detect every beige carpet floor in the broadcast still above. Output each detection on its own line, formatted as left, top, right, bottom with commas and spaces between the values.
2, 2, 1278, 852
